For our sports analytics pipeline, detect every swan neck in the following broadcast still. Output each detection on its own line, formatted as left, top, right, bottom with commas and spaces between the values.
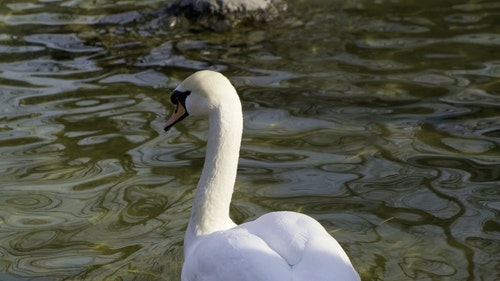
185, 102, 242, 248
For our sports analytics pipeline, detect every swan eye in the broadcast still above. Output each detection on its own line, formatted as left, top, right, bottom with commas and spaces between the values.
171, 90, 191, 105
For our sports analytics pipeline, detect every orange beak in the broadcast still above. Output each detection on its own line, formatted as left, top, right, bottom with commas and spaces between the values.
164, 102, 189, 132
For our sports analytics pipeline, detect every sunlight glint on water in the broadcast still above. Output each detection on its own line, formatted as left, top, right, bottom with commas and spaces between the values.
0, 0, 499, 280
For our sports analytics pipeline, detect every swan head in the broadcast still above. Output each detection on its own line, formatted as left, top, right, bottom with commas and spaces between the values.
164, 70, 238, 131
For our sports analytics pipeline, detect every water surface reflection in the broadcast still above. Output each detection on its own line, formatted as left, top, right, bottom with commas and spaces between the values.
1, 0, 499, 280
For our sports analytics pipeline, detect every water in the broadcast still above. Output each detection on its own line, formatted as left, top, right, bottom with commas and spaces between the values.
1, 0, 499, 280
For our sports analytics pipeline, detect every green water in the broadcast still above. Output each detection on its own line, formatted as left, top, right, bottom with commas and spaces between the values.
1, 0, 499, 280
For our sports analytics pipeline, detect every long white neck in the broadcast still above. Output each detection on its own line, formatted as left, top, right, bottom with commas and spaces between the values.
184, 97, 243, 252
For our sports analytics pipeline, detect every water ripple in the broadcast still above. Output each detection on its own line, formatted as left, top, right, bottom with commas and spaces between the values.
0, 13, 96, 26
1, 0, 499, 280
410, 155, 499, 182
356, 33, 500, 49
24, 34, 103, 53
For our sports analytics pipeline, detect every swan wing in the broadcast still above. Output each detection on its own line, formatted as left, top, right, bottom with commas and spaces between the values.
182, 211, 359, 281
244, 211, 360, 281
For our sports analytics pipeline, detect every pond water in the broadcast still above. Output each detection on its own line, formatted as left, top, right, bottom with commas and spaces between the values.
1, 0, 499, 280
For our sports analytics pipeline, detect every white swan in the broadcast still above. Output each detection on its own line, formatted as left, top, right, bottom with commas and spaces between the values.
164, 70, 361, 281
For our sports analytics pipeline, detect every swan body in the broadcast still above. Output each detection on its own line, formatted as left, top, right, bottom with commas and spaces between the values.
164, 70, 360, 281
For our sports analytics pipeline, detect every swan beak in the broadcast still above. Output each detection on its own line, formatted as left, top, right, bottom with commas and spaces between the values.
164, 102, 189, 132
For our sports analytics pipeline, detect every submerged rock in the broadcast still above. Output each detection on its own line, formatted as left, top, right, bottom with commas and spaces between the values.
151, 0, 287, 31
